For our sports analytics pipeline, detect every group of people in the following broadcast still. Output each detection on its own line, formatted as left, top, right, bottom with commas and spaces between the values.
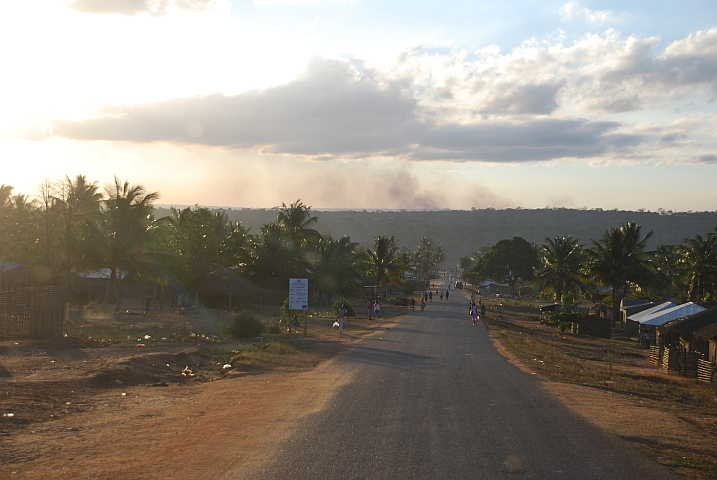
410, 297, 426, 311
469, 292, 486, 325
421, 289, 449, 303
367, 299, 382, 320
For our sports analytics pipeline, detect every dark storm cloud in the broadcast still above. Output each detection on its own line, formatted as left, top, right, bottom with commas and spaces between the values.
50, 58, 643, 163
69, 0, 216, 16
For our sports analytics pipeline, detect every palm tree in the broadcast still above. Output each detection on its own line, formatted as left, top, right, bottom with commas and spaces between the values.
585, 222, 654, 326
56, 175, 103, 284
95, 177, 159, 310
413, 237, 446, 284
365, 235, 406, 290
534, 236, 587, 304
244, 222, 304, 290
160, 206, 248, 294
275, 199, 320, 248
309, 235, 362, 299
0, 185, 15, 259
648, 244, 680, 299
677, 234, 717, 301
4, 194, 40, 266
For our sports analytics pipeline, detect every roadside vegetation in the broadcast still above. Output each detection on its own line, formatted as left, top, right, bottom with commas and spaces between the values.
0, 177, 450, 313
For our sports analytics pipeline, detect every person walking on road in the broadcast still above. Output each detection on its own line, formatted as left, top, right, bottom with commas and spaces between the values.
367, 299, 374, 320
471, 304, 478, 325
421, 299, 426, 311
445, 290, 449, 300
429, 291, 433, 302
480, 303, 486, 317
411, 297, 416, 311
440, 291, 444, 301
374, 300, 381, 320
337, 304, 347, 334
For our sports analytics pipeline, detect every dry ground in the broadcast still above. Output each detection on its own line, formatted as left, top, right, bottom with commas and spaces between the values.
479, 295, 717, 480
2, 294, 717, 479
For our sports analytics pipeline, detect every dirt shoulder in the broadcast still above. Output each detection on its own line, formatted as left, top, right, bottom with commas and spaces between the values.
480, 296, 717, 480
0, 304, 403, 479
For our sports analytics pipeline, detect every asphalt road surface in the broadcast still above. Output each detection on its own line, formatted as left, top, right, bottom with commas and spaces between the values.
250, 282, 678, 480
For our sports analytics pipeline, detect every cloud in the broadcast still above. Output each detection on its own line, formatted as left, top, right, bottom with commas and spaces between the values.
35, 28, 717, 165
47, 57, 642, 163
559, 2, 612, 23
688, 154, 717, 164
69, 0, 218, 16
479, 82, 562, 115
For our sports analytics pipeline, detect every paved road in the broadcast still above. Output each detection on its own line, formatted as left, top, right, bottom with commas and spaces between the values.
251, 282, 678, 479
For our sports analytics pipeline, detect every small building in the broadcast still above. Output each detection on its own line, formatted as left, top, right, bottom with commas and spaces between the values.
695, 321, 717, 365
621, 299, 655, 334
481, 280, 512, 297
539, 303, 562, 314
626, 301, 676, 338
660, 307, 717, 355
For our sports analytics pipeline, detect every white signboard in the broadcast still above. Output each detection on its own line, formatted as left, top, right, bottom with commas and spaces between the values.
289, 278, 309, 310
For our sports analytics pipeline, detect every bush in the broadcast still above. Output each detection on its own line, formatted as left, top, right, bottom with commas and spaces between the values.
403, 280, 419, 295
267, 323, 282, 335
227, 311, 266, 339
332, 298, 356, 317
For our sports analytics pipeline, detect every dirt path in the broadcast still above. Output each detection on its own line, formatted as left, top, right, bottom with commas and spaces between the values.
1, 352, 353, 480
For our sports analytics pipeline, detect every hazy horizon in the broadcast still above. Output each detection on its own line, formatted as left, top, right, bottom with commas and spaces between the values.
2, 1, 716, 211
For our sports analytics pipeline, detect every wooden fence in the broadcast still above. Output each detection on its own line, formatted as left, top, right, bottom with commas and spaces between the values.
0, 284, 68, 339
649, 345, 661, 366
697, 359, 716, 383
661, 347, 701, 377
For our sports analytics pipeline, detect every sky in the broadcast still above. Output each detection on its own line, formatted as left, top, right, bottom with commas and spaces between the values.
1, 0, 717, 211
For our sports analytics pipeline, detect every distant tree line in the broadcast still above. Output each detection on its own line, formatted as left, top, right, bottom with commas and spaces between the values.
461, 222, 717, 318
0, 177, 449, 309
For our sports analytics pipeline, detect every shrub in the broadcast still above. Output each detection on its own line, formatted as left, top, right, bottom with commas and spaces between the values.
403, 280, 419, 295
227, 311, 266, 339
332, 298, 356, 317
267, 323, 282, 335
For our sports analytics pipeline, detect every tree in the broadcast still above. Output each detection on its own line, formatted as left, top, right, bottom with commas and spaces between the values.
0, 185, 16, 260
308, 235, 362, 298
3, 193, 41, 267
585, 222, 654, 326
244, 222, 305, 290
275, 199, 320, 249
364, 235, 406, 289
468, 237, 539, 291
55, 175, 103, 286
94, 177, 159, 310
677, 233, 717, 302
534, 236, 588, 303
647, 244, 680, 299
413, 237, 446, 284
159, 206, 248, 295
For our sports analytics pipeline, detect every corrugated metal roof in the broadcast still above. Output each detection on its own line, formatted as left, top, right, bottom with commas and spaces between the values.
640, 303, 707, 326
627, 301, 675, 321
75, 268, 129, 280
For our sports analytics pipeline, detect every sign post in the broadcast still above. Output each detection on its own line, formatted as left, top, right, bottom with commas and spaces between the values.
289, 278, 309, 336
